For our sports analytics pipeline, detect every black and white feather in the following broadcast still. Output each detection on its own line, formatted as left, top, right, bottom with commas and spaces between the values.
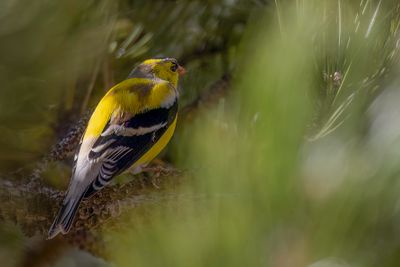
48, 100, 178, 239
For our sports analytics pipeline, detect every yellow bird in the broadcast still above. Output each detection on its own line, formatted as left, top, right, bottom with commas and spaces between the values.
48, 58, 185, 239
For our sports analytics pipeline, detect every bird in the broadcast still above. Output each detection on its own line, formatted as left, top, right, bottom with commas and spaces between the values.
48, 58, 185, 239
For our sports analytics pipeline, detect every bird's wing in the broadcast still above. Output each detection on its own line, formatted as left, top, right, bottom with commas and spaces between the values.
49, 77, 179, 238
83, 99, 178, 198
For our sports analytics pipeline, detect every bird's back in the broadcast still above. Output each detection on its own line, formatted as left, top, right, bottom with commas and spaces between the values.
48, 57, 183, 239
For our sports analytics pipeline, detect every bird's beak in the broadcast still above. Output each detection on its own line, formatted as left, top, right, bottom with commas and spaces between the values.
177, 65, 186, 76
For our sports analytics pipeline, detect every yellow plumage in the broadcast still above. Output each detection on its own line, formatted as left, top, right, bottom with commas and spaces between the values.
48, 58, 185, 239
84, 78, 175, 138
133, 116, 178, 170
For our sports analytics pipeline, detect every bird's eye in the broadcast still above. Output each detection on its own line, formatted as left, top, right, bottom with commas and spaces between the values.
170, 63, 178, 72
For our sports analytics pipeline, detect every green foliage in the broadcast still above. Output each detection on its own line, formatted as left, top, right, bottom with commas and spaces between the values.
2, 0, 400, 266
0, 0, 248, 173
0, 0, 115, 171
109, 1, 400, 267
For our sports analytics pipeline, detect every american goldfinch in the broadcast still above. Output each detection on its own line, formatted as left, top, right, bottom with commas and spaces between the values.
48, 58, 185, 239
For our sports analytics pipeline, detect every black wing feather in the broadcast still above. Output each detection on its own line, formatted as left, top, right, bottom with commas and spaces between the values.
84, 101, 178, 198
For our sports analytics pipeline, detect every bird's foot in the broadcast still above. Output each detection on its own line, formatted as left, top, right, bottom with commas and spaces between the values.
142, 161, 181, 188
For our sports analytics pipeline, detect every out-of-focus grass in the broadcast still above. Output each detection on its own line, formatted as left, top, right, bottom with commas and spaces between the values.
109, 1, 400, 267
1, 0, 400, 266
0, 0, 115, 171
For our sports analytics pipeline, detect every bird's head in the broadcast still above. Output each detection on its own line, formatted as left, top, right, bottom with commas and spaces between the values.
129, 58, 186, 87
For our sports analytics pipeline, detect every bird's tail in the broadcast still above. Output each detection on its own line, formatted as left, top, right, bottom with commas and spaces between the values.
47, 195, 83, 239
